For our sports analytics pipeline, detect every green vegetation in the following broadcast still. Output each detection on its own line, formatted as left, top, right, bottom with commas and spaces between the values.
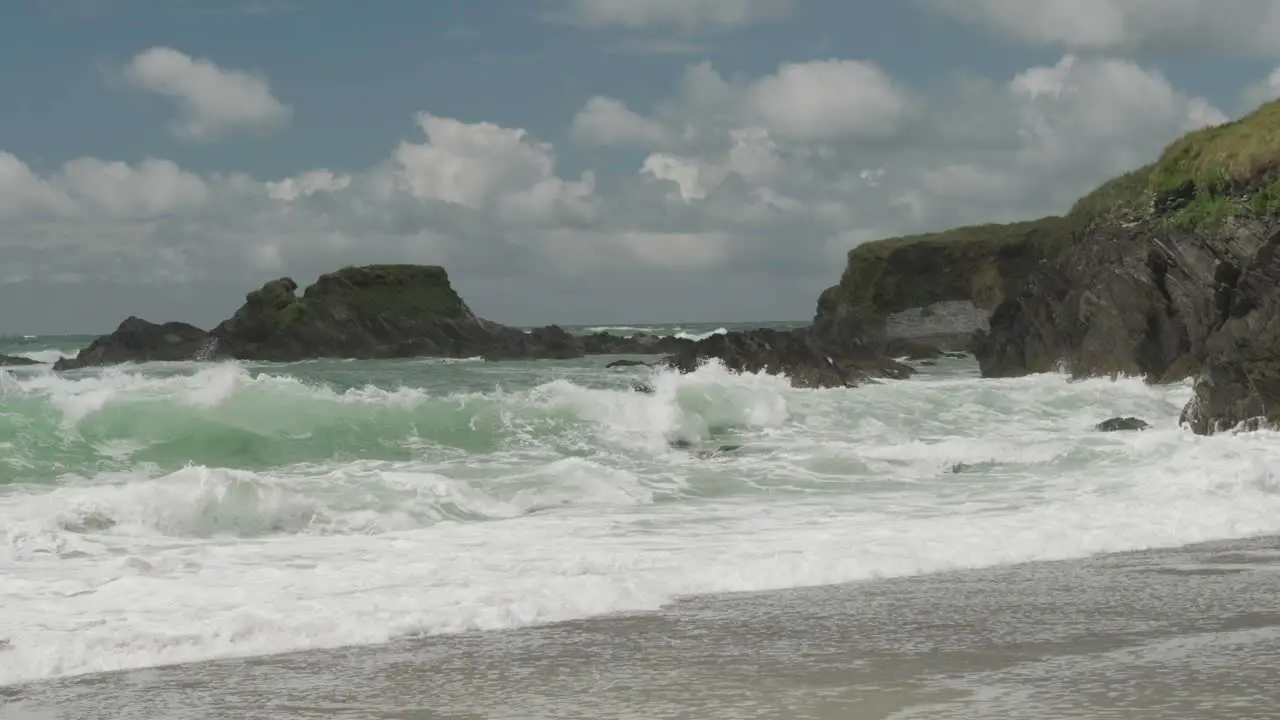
1072, 100, 1280, 229
832, 99, 1280, 319
304, 264, 469, 319
239, 264, 469, 333
832, 217, 1076, 319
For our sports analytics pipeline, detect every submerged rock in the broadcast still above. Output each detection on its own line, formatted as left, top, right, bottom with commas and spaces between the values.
0, 353, 39, 367
1095, 417, 1151, 432
605, 359, 651, 369
659, 326, 914, 389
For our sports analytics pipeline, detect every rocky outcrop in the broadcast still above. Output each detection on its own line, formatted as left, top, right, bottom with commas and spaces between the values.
55, 265, 697, 370
969, 98, 1280, 434
53, 317, 212, 370
1096, 417, 1151, 432
812, 218, 1072, 353
0, 353, 39, 367
1178, 226, 1280, 434
660, 326, 914, 389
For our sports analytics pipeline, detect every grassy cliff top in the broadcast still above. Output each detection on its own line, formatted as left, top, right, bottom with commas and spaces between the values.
302, 264, 469, 319
237, 264, 471, 332
831, 99, 1280, 319
830, 216, 1075, 320
1072, 99, 1280, 221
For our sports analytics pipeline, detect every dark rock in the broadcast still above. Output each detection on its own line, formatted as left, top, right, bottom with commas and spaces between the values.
1179, 227, 1280, 434
631, 382, 655, 394
605, 359, 651, 369
54, 317, 212, 370
962, 98, 1280, 412
884, 338, 943, 360
56, 265, 704, 370
0, 354, 39, 367
814, 218, 1072, 350
695, 444, 743, 459
966, 99, 1280, 435
666, 440, 743, 457
1095, 417, 1151, 432
969, 219, 1240, 381
582, 332, 691, 356
659, 326, 914, 389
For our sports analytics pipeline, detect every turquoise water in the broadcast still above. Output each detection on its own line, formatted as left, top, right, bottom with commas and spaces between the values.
4, 324, 1280, 687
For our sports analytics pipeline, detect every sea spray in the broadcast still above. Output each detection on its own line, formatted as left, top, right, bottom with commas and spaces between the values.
5, 350, 1280, 685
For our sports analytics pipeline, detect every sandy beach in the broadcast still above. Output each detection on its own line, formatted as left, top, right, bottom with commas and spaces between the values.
6, 534, 1280, 719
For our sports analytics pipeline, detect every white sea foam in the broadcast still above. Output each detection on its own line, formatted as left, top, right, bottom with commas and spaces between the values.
4, 360, 1280, 685
11, 349, 75, 364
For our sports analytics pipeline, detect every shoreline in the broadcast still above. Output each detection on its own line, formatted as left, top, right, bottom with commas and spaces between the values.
7, 534, 1280, 719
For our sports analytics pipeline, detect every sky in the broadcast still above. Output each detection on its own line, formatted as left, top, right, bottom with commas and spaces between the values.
3, 0, 1280, 334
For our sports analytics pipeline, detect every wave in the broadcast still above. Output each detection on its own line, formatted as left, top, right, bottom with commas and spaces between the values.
581, 325, 730, 341
7, 359, 1280, 685
0, 360, 791, 480
10, 348, 75, 364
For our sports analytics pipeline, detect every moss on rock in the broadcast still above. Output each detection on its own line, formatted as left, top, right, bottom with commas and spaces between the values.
822, 216, 1074, 323
304, 264, 469, 319
824, 99, 1280, 324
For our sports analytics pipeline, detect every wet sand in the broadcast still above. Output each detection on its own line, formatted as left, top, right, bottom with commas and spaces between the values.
5, 536, 1280, 719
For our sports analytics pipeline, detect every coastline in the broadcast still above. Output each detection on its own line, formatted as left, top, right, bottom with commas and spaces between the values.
7, 534, 1280, 719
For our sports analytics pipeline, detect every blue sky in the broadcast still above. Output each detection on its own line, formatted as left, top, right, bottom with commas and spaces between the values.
3, 0, 1280, 333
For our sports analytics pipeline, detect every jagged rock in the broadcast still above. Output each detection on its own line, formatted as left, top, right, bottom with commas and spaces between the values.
55, 266, 700, 369
1179, 226, 1280, 434
814, 219, 1070, 350
959, 99, 1280, 435
1095, 417, 1151, 432
884, 338, 944, 360
0, 354, 39, 367
659, 326, 914, 389
54, 317, 211, 370
605, 359, 651, 368
582, 332, 690, 356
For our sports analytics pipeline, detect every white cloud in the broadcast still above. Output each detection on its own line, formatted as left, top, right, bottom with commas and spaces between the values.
557, 0, 792, 30
571, 96, 672, 146
0, 53, 1247, 332
745, 59, 909, 140
1243, 66, 1280, 110
123, 46, 293, 141
265, 170, 352, 201
929, 0, 1280, 55
390, 113, 596, 223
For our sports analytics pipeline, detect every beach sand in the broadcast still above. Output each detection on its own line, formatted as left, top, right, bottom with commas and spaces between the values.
6, 534, 1280, 719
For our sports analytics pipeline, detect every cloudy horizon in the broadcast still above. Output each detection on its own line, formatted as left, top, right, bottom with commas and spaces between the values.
2, 0, 1278, 334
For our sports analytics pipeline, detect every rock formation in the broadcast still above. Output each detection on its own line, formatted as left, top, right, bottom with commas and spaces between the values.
811, 219, 1071, 352
968, 99, 1280, 434
0, 354, 39, 367
660, 326, 915, 389
55, 265, 695, 371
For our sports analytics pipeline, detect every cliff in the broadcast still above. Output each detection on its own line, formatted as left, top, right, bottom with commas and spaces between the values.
813, 218, 1073, 350
970, 99, 1280, 434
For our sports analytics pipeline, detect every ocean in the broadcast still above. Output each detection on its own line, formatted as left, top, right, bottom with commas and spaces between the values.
4, 324, 1280, 718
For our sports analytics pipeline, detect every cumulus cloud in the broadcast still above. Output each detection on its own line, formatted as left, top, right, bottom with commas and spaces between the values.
1243, 66, 1280, 110
928, 0, 1280, 55
122, 46, 293, 141
744, 59, 909, 140
571, 96, 673, 146
556, 0, 792, 30
0, 51, 1248, 331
